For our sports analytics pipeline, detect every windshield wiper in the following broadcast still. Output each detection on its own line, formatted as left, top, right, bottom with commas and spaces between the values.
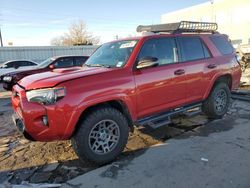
85, 64, 111, 68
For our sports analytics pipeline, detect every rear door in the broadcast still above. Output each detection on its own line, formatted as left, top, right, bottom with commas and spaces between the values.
177, 36, 213, 104
134, 37, 187, 118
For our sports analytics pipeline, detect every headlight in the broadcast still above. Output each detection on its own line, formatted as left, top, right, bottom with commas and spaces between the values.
3, 76, 12, 82
26, 87, 66, 105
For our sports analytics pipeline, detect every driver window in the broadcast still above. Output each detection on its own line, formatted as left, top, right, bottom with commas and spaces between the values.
54, 57, 74, 68
138, 38, 177, 66
6, 62, 14, 68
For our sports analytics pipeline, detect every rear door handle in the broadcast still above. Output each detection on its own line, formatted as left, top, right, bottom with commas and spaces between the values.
207, 64, 217, 69
174, 69, 185, 75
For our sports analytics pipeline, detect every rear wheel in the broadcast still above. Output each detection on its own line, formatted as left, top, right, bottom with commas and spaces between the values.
72, 107, 129, 165
202, 82, 230, 119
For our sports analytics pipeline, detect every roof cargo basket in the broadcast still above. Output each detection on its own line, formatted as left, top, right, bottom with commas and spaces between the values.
137, 21, 218, 34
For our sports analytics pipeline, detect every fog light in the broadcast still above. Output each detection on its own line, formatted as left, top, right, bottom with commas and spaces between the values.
42, 116, 48, 126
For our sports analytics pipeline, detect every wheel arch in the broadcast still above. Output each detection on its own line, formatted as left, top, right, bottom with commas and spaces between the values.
72, 100, 135, 137
204, 74, 232, 100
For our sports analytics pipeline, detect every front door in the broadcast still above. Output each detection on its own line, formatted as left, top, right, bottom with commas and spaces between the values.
134, 37, 187, 118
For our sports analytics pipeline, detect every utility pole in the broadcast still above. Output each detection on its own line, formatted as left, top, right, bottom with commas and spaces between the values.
0, 27, 3, 47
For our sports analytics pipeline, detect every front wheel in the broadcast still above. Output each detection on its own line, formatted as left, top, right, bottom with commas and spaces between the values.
202, 82, 230, 119
72, 107, 129, 165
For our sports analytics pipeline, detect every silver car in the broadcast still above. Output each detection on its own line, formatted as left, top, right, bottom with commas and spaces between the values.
0, 60, 38, 77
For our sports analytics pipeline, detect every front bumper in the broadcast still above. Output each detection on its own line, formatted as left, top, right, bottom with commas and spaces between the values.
12, 113, 25, 132
12, 113, 35, 141
11, 84, 79, 141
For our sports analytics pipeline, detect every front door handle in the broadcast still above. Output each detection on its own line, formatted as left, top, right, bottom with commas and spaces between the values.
207, 64, 217, 69
174, 69, 185, 75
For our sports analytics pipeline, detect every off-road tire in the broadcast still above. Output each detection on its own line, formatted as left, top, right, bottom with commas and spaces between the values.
72, 107, 129, 165
202, 82, 230, 119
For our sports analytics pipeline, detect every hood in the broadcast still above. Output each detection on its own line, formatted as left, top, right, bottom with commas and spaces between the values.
18, 66, 112, 90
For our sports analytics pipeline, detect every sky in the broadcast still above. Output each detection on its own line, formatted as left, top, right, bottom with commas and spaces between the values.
0, 0, 209, 46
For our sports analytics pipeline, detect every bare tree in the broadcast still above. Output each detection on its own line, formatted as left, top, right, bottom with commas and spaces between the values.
51, 20, 99, 46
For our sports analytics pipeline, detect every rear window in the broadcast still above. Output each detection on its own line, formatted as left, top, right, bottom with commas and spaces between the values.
178, 37, 210, 62
210, 35, 234, 55
75, 57, 88, 66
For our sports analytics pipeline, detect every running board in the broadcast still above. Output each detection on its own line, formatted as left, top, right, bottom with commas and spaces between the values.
137, 103, 202, 129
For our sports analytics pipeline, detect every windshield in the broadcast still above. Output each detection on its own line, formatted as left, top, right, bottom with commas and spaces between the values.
85, 40, 138, 68
37, 58, 55, 68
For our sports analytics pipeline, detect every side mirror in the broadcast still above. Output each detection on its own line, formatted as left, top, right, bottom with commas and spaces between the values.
136, 56, 158, 69
49, 64, 55, 69
1, 65, 7, 69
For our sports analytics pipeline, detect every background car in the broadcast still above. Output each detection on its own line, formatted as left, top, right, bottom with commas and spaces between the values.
1, 55, 89, 91
0, 60, 38, 77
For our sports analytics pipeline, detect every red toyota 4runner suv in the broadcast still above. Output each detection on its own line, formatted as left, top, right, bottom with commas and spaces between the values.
11, 22, 241, 164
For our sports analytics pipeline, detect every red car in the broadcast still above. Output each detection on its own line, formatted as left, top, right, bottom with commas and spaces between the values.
1, 55, 89, 91
12, 21, 241, 164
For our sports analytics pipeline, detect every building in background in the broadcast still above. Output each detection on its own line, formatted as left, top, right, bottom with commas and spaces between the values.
161, 0, 250, 47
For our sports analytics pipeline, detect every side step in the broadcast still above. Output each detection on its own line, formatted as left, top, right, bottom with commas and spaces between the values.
137, 103, 202, 129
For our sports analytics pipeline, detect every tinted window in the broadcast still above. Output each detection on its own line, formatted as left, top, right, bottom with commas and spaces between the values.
54, 57, 74, 68
5, 62, 15, 68
19, 61, 35, 66
210, 35, 234, 55
138, 37, 177, 66
12, 61, 24, 68
75, 57, 88, 66
202, 43, 211, 58
178, 37, 206, 62
26, 61, 36, 66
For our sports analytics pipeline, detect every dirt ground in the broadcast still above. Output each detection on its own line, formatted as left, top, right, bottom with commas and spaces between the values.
0, 84, 249, 185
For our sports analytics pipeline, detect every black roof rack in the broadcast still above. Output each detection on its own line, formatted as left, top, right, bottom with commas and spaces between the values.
137, 21, 218, 34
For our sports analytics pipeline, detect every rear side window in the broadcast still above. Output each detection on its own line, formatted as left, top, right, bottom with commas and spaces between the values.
210, 35, 234, 55
75, 57, 88, 66
19, 61, 35, 66
202, 43, 211, 58
178, 37, 210, 62
26, 61, 36, 66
